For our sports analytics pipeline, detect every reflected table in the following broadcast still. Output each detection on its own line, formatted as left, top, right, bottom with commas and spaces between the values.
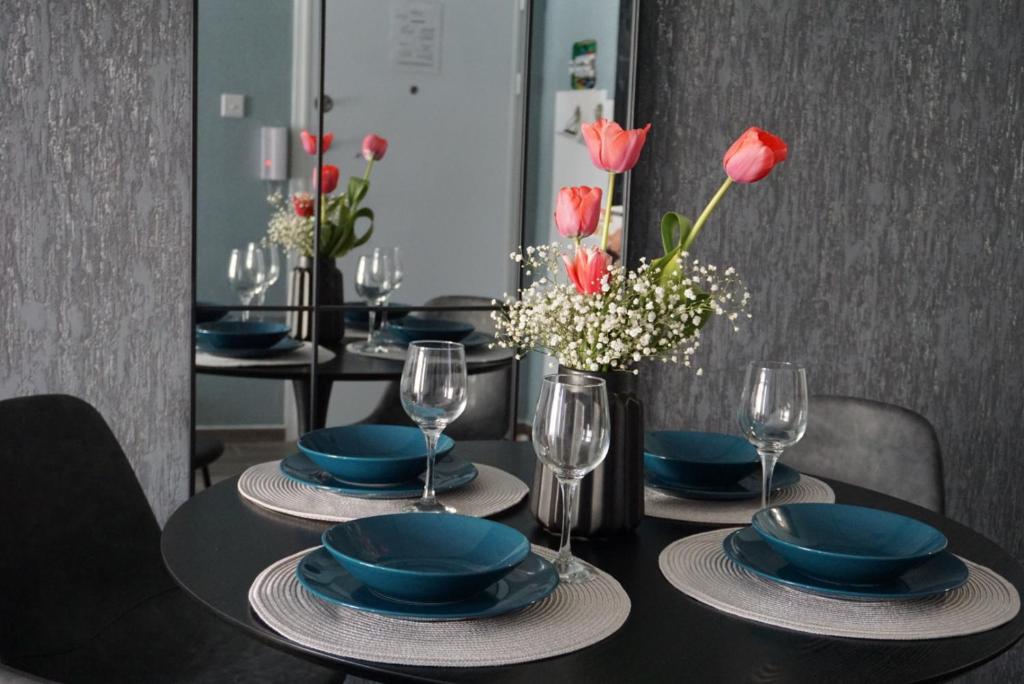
195, 337, 514, 430
161, 441, 1024, 683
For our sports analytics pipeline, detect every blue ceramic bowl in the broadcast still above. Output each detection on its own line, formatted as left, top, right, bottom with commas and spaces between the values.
298, 424, 454, 485
322, 513, 531, 603
387, 317, 475, 344
751, 503, 949, 584
195, 321, 290, 350
644, 431, 760, 487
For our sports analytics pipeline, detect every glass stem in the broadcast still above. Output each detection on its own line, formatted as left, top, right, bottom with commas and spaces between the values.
240, 294, 252, 322
555, 477, 580, 572
757, 448, 782, 509
421, 429, 441, 505
366, 308, 377, 345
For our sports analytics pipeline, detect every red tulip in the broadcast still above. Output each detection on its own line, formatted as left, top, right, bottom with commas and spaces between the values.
292, 192, 314, 217
722, 127, 788, 183
562, 246, 612, 295
362, 133, 389, 161
581, 119, 651, 173
312, 164, 340, 194
554, 186, 602, 239
300, 130, 334, 156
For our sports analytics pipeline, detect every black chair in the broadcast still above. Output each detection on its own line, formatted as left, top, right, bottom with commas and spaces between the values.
783, 395, 945, 512
0, 394, 341, 684
192, 434, 224, 494
362, 295, 515, 440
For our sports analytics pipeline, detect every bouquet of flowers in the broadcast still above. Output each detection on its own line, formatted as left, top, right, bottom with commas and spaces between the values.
266, 131, 388, 258
494, 122, 788, 373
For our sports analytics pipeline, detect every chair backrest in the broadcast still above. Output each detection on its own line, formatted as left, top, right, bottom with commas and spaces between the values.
784, 395, 945, 512
0, 395, 172, 660
412, 295, 496, 334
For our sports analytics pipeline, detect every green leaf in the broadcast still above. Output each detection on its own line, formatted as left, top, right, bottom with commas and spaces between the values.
347, 177, 369, 207
350, 207, 374, 250
659, 212, 692, 255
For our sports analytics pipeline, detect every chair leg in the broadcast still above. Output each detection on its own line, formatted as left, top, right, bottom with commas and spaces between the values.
202, 465, 212, 489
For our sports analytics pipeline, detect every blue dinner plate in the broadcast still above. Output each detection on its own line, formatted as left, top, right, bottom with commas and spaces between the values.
298, 424, 455, 485
646, 462, 801, 500
752, 504, 948, 583
197, 337, 302, 359
297, 547, 559, 620
372, 330, 493, 350
645, 431, 760, 488
322, 514, 530, 603
279, 451, 477, 499
723, 526, 968, 600
387, 317, 475, 343
195, 320, 291, 350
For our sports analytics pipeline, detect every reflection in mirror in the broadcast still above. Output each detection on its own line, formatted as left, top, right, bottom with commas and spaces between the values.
192, 0, 634, 491
517, 0, 634, 426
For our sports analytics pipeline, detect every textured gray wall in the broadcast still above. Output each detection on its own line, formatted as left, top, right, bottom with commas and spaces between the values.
629, 0, 1024, 678
0, 1, 192, 524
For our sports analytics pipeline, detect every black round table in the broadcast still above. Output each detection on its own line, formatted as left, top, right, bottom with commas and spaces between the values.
161, 441, 1024, 683
196, 337, 514, 430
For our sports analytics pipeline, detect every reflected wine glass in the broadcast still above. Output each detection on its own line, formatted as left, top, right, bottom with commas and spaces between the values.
227, 245, 265, 321
400, 341, 468, 513
532, 373, 610, 584
353, 248, 394, 353
737, 361, 809, 509
256, 244, 281, 306
376, 247, 404, 345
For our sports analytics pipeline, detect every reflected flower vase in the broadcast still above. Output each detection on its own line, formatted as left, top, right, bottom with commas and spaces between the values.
287, 256, 346, 343
530, 366, 645, 537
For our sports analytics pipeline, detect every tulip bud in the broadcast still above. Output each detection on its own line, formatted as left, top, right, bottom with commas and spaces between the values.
581, 119, 651, 173
722, 127, 788, 183
554, 186, 602, 239
300, 130, 334, 156
312, 164, 340, 194
362, 133, 389, 161
292, 192, 314, 217
562, 246, 612, 295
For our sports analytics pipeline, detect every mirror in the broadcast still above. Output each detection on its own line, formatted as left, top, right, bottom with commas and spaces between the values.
192, 0, 636, 492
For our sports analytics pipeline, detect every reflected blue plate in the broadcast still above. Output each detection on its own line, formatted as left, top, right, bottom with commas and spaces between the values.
645, 431, 760, 487
322, 514, 530, 603
195, 320, 291, 350
197, 337, 301, 359
646, 462, 800, 500
297, 547, 559, 620
344, 302, 412, 325
280, 451, 477, 499
387, 318, 475, 343
298, 424, 454, 485
372, 330, 493, 350
723, 526, 968, 600
752, 504, 948, 583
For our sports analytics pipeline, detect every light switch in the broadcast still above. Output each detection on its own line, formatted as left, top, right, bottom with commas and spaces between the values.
220, 93, 245, 118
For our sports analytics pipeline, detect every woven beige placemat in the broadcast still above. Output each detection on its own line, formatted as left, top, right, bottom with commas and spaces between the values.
249, 545, 630, 667
645, 476, 835, 525
238, 461, 528, 522
659, 528, 1020, 640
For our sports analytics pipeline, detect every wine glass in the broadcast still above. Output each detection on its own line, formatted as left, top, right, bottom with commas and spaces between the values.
737, 361, 809, 509
255, 244, 281, 306
353, 248, 394, 353
532, 373, 610, 584
227, 245, 265, 321
400, 341, 468, 513
376, 247, 404, 345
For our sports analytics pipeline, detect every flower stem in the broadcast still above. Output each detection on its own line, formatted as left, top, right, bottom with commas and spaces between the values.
599, 171, 616, 252
362, 157, 375, 182
682, 177, 733, 251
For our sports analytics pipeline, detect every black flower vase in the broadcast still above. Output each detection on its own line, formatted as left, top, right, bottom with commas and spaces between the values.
530, 366, 645, 537
287, 256, 346, 343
